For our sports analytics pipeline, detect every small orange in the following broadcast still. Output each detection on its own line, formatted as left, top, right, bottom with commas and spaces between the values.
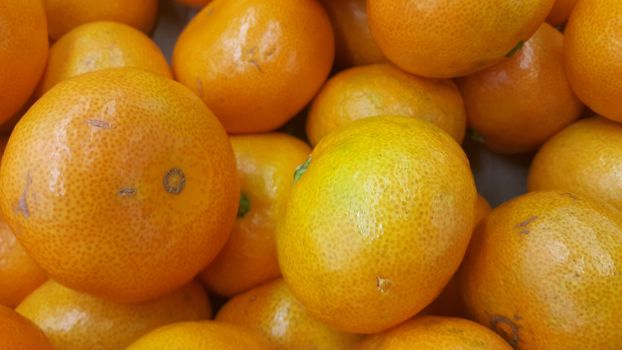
457, 23, 584, 154
307, 63, 466, 146
0, 0, 48, 126
173, 0, 335, 133
0, 304, 53, 350
17, 280, 210, 350
200, 134, 310, 297
0, 68, 238, 302
356, 316, 512, 350
460, 191, 622, 349
42, 0, 158, 40
367, 0, 554, 78
546, 0, 579, 26
38, 21, 172, 96
319, 0, 386, 68
564, 0, 622, 123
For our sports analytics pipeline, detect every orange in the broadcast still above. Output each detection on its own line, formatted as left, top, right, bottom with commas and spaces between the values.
356, 316, 512, 350
367, 0, 554, 78
0, 0, 48, 126
546, 0, 579, 26
42, 0, 158, 40
307, 64, 466, 146
319, 0, 386, 68
17, 280, 210, 350
277, 116, 476, 333
474, 195, 492, 225
38, 21, 172, 96
173, 0, 335, 134
200, 134, 310, 297
126, 321, 271, 350
457, 23, 583, 154
0, 304, 53, 350
460, 191, 622, 349
176, 0, 212, 7
564, 0, 622, 123
0, 68, 238, 302
528, 117, 622, 212
217, 279, 362, 349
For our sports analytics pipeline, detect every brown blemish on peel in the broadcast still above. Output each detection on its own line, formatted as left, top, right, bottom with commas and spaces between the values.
491, 315, 521, 349
16, 174, 32, 217
516, 216, 538, 235
376, 276, 392, 294
163, 168, 186, 194
87, 119, 113, 129
118, 187, 137, 197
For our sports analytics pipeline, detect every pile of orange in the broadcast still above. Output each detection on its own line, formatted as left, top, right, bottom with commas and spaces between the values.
0, 0, 621, 349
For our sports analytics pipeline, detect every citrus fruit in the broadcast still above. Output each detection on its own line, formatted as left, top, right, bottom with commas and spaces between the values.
356, 316, 512, 350
0, 0, 48, 126
457, 23, 583, 154
200, 133, 310, 297
38, 21, 171, 96
277, 116, 477, 333
546, 0, 579, 26
319, 0, 385, 68
17, 280, 210, 350
42, 0, 158, 40
0, 304, 53, 350
460, 191, 622, 349
367, 0, 554, 78
0, 68, 238, 302
217, 279, 362, 349
173, 0, 335, 133
126, 321, 271, 350
564, 0, 622, 123
307, 63, 466, 146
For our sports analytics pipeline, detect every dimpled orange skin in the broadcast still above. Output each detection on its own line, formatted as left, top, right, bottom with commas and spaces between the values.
173, 0, 335, 134
0, 0, 48, 126
217, 279, 362, 349
367, 0, 554, 78
126, 321, 272, 350
460, 191, 622, 349
357, 316, 513, 350
457, 23, 583, 154
546, 0, 579, 26
38, 21, 172, 96
277, 116, 477, 334
200, 134, 311, 297
307, 64, 466, 146
564, 0, 622, 123
528, 117, 622, 212
0, 68, 239, 302
16, 280, 210, 350
42, 0, 158, 40
0, 304, 53, 350
319, 0, 386, 68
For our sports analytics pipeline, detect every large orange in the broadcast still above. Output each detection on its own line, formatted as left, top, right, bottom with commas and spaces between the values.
0, 0, 48, 126
38, 21, 171, 96
277, 116, 476, 333
356, 316, 512, 350
457, 23, 583, 154
367, 0, 554, 78
0, 68, 238, 302
42, 0, 158, 40
546, 0, 579, 26
17, 280, 210, 350
173, 0, 335, 134
460, 191, 622, 349
319, 0, 385, 68
200, 133, 310, 297
307, 64, 466, 146
564, 0, 622, 123
0, 304, 53, 350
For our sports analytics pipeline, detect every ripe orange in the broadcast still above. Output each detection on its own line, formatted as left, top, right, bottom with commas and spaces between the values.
564, 0, 622, 123
17, 280, 210, 350
0, 68, 238, 302
277, 116, 476, 333
0, 304, 53, 350
126, 321, 271, 350
307, 64, 466, 146
367, 0, 554, 78
546, 0, 579, 26
356, 316, 512, 350
200, 133, 310, 297
319, 0, 385, 68
0, 0, 48, 126
460, 191, 622, 349
42, 0, 158, 40
457, 23, 584, 154
173, 0, 335, 134
38, 21, 172, 96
